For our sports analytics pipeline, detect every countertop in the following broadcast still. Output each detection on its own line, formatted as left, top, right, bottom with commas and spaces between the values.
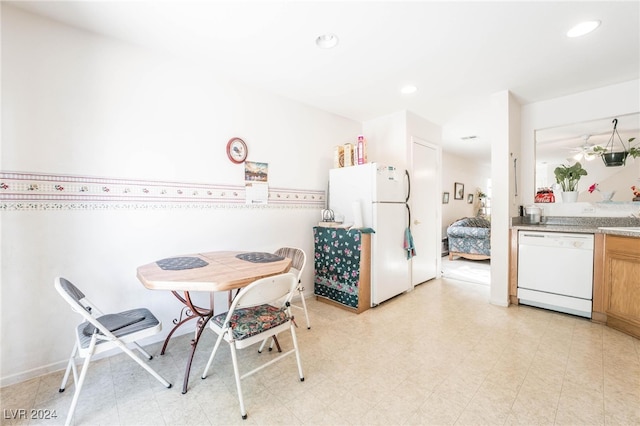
511, 216, 640, 238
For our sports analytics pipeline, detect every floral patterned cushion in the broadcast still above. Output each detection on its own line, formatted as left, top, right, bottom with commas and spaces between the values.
450, 217, 491, 229
447, 225, 490, 239
211, 305, 289, 340
447, 217, 491, 256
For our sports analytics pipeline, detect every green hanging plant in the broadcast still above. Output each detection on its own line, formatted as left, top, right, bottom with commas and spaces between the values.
591, 117, 639, 167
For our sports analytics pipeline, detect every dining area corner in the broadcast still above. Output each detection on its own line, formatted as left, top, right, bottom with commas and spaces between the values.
135, 250, 294, 395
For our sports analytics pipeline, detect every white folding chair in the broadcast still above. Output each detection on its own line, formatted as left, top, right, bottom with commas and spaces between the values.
258, 247, 308, 354
201, 272, 304, 420
54, 277, 172, 426
274, 247, 309, 329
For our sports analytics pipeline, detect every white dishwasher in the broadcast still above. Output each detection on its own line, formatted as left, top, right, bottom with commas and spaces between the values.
517, 231, 594, 318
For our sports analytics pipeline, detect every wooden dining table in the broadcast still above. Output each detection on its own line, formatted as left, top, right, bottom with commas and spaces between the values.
136, 251, 292, 394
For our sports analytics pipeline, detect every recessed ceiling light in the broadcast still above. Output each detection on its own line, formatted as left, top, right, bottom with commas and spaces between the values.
567, 20, 601, 38
400, 85, 418, 94
316, 33, 339, 49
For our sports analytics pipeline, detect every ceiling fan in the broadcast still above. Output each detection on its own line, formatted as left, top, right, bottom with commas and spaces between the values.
567, 134, 598, 162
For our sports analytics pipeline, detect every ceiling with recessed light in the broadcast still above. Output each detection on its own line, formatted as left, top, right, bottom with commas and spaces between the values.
7, 1, 640, 163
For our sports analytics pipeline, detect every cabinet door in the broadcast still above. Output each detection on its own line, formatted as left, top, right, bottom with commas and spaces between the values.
604, 235, 640, 338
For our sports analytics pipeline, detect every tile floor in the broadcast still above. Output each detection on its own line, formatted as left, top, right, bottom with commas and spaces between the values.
440, 257, 490, 286
2, 277, 639, 425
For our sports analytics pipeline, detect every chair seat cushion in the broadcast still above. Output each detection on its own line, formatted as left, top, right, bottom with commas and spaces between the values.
82, 313, 146, 336
77, 308, 159, 348
212, 305, 288, 340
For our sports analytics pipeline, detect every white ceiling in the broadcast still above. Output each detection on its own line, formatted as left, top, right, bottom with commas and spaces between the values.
9, 1, 640, 162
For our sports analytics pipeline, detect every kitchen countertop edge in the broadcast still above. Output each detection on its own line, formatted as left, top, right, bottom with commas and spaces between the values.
511, 216, 640, 237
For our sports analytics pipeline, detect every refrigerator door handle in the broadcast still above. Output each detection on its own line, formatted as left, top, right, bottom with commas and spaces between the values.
405, 170, 411, 203
406, 203, 411, 229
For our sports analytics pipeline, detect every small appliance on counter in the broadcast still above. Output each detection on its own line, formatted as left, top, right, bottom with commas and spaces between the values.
321, 209, 335, 222
318, 209, 349, 228
523, 205, 542, 224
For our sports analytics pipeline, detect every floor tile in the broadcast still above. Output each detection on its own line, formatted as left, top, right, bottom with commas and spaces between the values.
2, 276, 639, 425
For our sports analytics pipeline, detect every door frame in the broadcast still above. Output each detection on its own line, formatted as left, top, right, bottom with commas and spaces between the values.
410, 136, 442, 286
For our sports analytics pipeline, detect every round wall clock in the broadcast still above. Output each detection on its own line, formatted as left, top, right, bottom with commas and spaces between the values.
226, 137, 248, 164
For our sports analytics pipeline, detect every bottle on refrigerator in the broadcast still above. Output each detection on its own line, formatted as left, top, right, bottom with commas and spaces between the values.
356, 135, 367, 165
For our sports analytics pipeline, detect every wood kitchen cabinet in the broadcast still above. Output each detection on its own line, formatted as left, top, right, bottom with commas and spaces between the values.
591, 233, 606, 323
602, 235, 640, 339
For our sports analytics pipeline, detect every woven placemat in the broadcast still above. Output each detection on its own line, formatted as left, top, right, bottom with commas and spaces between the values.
235, 252, 285, 263
156, 256, 209, 271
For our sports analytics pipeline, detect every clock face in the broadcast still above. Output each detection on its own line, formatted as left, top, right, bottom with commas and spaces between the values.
226, 137, 247, 163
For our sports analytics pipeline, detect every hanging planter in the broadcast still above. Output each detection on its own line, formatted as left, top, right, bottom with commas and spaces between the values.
601, 151, 629, 167
593, 118, 638, 167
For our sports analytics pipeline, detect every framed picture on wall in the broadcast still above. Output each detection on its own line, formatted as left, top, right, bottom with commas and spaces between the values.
467, 194, 474, 204
442, 192, 449, 204
454, 182, 464, 200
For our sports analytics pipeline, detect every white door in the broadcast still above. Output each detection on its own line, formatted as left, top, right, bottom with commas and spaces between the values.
411, 138, 440, 286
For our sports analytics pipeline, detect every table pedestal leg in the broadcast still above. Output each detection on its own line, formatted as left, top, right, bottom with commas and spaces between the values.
272, 336, 282, 352
160, 308, 198, 355
181, 314, 212, 393
162, 291, 213, 393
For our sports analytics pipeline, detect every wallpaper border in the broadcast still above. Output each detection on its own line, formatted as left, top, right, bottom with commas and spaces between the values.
0, 171, 325, 211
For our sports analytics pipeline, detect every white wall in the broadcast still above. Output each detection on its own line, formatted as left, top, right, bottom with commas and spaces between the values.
490, 90, 521, 308
362, 111, 408, 168
406, 110, 442, 157
0, 5, 360, 385
362, 110, 441, 166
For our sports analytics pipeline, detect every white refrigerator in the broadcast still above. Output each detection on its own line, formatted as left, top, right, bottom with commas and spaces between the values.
329, 163, 411, 306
